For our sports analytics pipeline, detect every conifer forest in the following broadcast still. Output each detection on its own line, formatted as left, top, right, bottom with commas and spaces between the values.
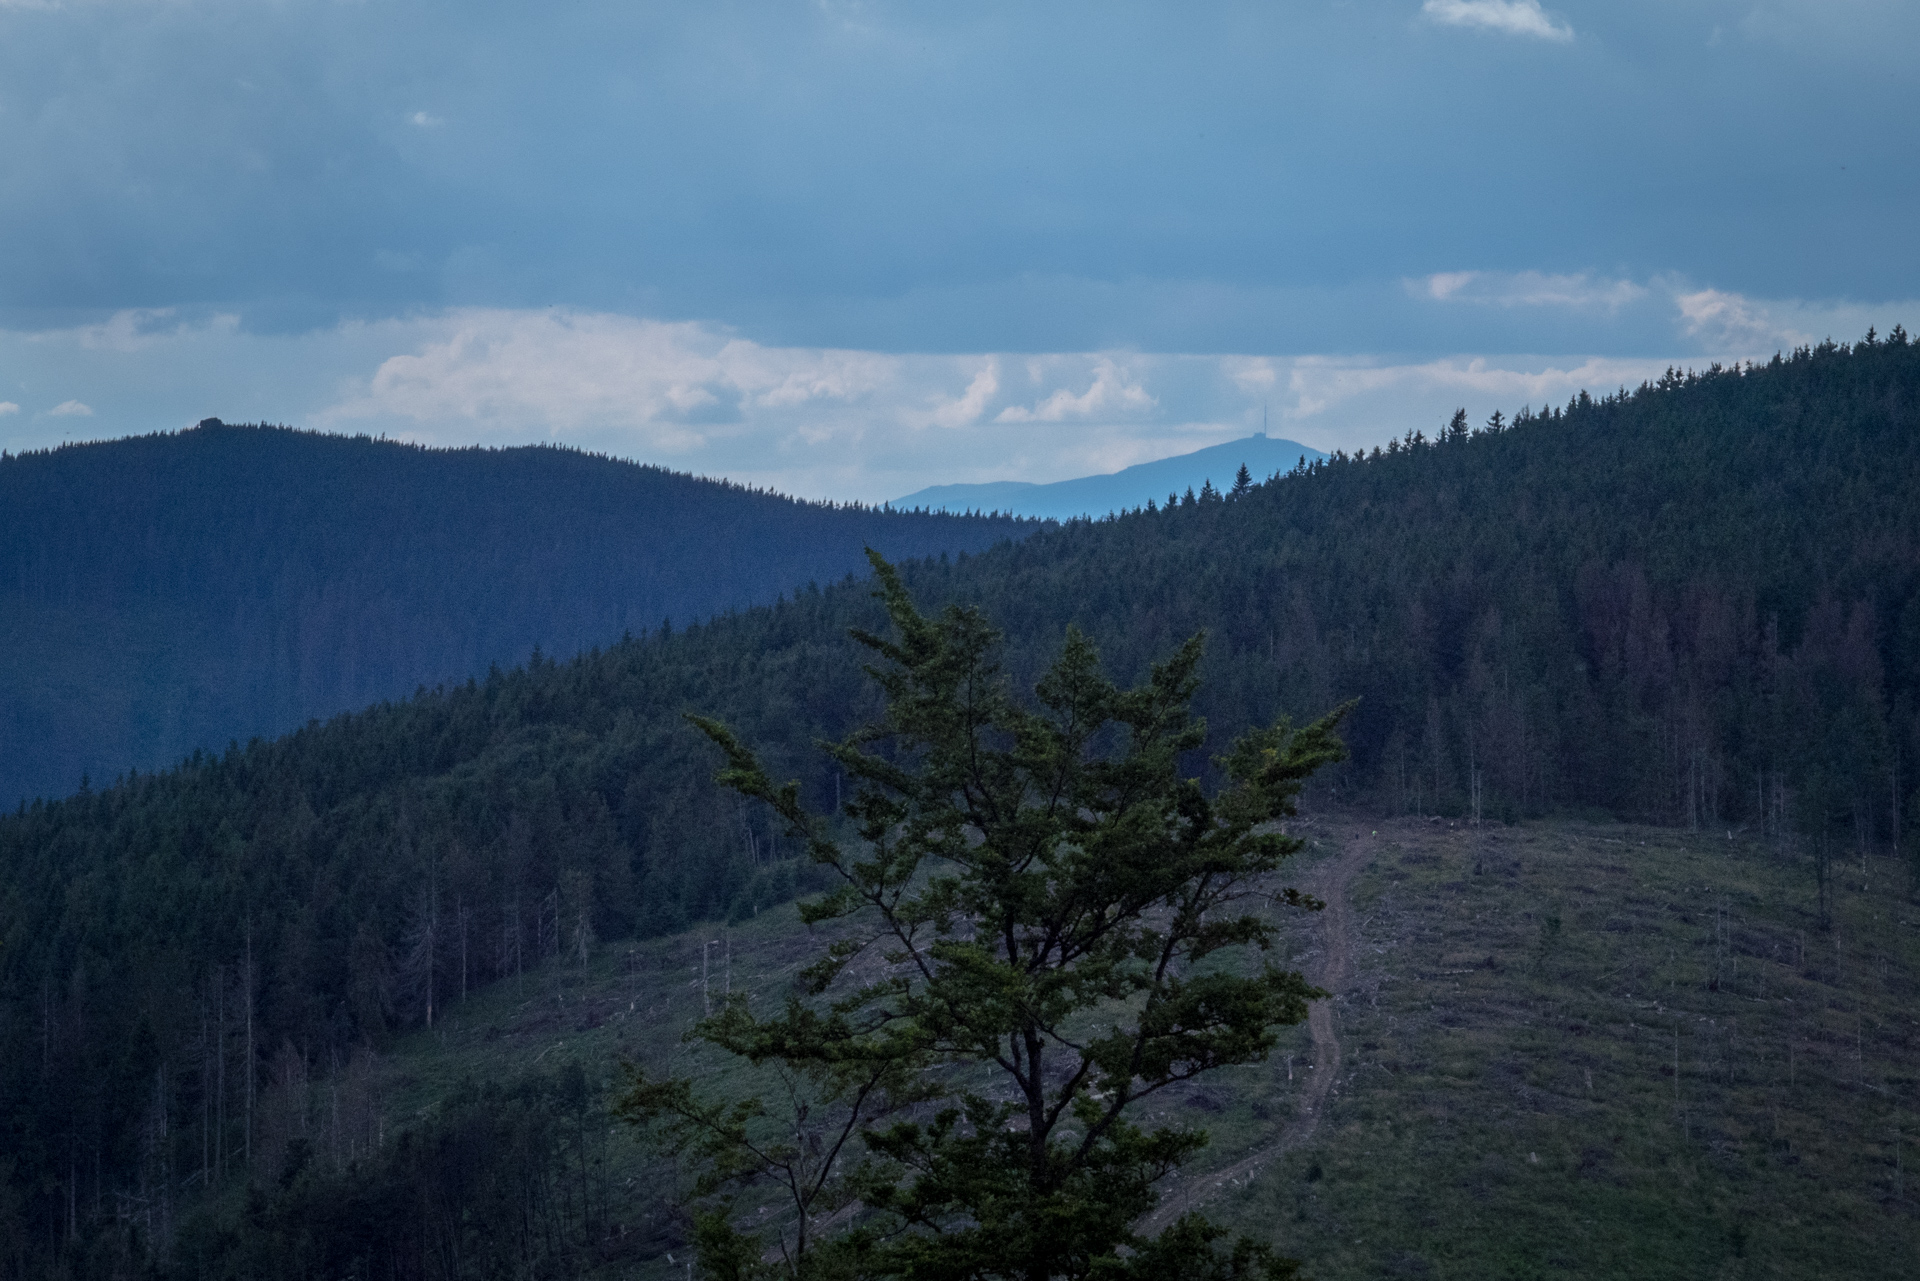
2, 335, 1918, 1278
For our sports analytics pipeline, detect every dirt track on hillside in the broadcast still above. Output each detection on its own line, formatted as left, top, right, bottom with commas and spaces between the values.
1141, 828, 1371, 1231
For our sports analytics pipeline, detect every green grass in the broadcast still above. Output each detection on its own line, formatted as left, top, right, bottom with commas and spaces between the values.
1198, 818, 1920, 1279
369, 818, 1920, 1279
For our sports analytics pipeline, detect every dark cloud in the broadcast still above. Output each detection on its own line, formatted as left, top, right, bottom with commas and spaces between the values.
0, 1, 1914, 353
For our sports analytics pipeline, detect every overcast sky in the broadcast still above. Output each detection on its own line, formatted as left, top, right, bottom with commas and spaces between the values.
3, 0, 1915, 500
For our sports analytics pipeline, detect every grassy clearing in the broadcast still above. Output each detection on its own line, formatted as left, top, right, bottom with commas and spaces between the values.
370, 817, 1919, 1278
1198, 817, 1920, 1279
374, 894, 838, 1265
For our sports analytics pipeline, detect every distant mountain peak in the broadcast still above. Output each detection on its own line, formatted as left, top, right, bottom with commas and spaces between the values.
893, 433, 1328, 521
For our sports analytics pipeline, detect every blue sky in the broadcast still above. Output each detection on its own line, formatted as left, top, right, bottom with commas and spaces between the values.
2, 0, 1916, 499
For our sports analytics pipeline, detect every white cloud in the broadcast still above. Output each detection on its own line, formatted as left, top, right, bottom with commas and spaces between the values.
1675, 288, 1814, 353
1420, 0, 1573, 41
1413, 271, 1645, 310
1672, 285, 1920, 357
316, 315, 1194, 495
0, 402, 18, 416
409, 111, 444, 129
322, 309, 898, 453
744, 343, 895, 411
1423, 271, 1477, 301
994, 357, 1155, 423
1276, 354, 1670, 424
921, 358, 1000, 428
1410, 269, 1920, 358
48, 400, 93, 417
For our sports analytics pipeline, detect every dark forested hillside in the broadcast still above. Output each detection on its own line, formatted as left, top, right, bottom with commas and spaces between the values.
961, 336, 1920, 841
0, 422, 1035, 805
3, 334, 1918, 1277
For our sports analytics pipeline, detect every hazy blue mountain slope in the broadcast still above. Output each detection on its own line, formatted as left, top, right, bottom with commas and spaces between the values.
893, 433, 1327, 518
0, 421, 1034, 805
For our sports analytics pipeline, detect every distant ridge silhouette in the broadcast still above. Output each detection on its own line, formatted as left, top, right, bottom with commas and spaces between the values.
893, 433, 1329, 520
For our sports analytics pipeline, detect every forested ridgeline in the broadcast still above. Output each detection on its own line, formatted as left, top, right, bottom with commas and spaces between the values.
3, 333, 1919, 1276
0, 421, 1038, 806
962, 335, 1920, 840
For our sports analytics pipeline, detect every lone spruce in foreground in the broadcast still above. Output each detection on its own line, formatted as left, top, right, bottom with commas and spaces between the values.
618, 551, 1351, 1281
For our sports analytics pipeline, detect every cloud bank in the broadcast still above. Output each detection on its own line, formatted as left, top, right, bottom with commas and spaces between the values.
10, 272, 1911, 497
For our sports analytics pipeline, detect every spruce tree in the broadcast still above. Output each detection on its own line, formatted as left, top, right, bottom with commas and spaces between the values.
617, 551, 1350, 1281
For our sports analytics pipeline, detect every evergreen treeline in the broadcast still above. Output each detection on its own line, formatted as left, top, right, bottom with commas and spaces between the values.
0, 420, 1037, 806
3, 333, 1918, 1276
167, 1066, 643, 1281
